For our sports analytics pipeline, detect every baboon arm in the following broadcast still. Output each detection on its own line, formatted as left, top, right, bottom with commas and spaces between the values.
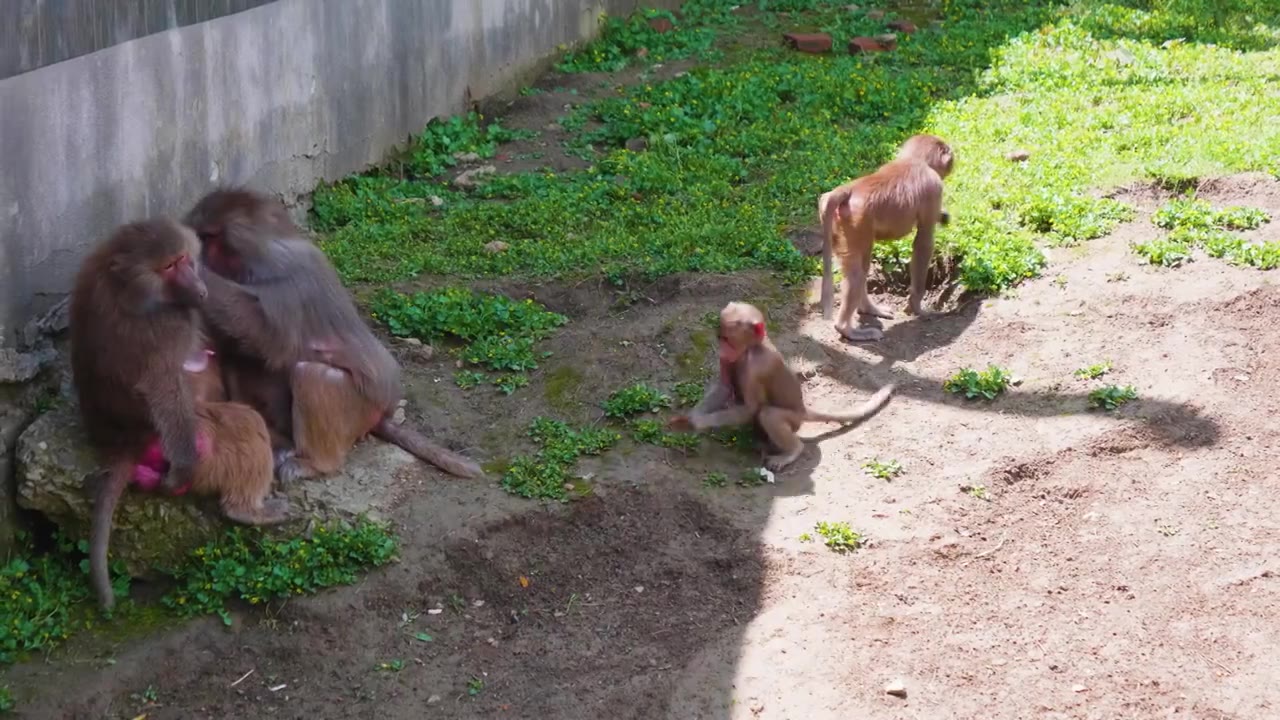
691, 372, 763, 430
690, 378, 734, 416
201, 273, 292, 369
136, 363, 199, 483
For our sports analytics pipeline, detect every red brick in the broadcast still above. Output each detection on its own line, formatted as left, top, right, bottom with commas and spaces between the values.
848, 36, 889, 54
887, 19, 918, 33
782, 32, 833, 54
874, 33, 899, 51
648, 17, 674, 33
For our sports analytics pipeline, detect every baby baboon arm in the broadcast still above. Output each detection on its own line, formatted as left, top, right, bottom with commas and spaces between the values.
691, 361, 769, 431
136, 363, 199, 491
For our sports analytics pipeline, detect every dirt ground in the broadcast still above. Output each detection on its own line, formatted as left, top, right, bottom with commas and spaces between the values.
8, 36, 1280, 720
9, 167, 1280, 718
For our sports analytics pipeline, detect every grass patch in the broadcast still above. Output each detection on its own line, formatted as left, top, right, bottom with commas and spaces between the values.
801, 521, 865, 553
0, 533, 107, 665
944, 365, 1013, 401
371, 288, 568, 394
602, 382, 673, 418
162, 520, 399, 625
702, 471, 729, 488
862, 458, 903, 481
309, 0, 1280, 303
1073, 360, 1113, 380
1088, 383, 1139, 410
1137, 196, 1277, 269
502, 417, 621, 501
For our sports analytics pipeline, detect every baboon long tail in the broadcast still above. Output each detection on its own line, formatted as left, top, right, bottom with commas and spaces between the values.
90, 466, 130, 611
818, 188, 853, 320
804, 383, 895, 424
374, 420, 486, 479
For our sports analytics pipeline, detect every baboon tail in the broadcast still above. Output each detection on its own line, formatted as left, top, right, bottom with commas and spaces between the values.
804, 383, 895, 424
90, 466, 130, 611
374, 420, 486, 479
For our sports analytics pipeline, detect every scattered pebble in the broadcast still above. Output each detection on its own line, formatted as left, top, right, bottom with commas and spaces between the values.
866, 9, 886, 20
874, 33, 899, 51
885, 679, 907, 698
625, 137, 649, 152
887, 19, 918, 33
429, 195, 444, 207
634, 586, 645, 593
428, 608, 443, 615
1072, 684, 1089, 693
402, 337, 422, 347
473, 599, 486, 608
391, 407, 406, 425
453, 151, 481, 163
428, 695, 442, 704
1006, 149, 1032, 162
484, 240, 511, 254
453, 165, 496, 189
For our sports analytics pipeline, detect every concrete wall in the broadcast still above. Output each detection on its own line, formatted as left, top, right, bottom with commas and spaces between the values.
0, 0, 678, 347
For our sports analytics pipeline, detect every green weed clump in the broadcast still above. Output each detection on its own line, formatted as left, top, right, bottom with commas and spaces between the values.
944, 365, 1013, 401
0, 534, 111, 665
371, 288, 568, 394
803, 521, 865, 553
1139, 197, 1276, 269
1073, 360, 1113, 380
862, 458, 903, 481
603, 383, 673, 419
502, 418, 621, 501
1088, 384, 1139, 410
162, 520, 398, 625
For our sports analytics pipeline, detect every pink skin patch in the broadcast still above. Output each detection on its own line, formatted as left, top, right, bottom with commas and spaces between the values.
130, 430, 212, 496
182, 348, 214, 373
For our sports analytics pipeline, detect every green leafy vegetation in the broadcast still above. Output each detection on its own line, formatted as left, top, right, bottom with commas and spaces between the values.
630, 418, 702, 451
0, 686, 12, 713
1088, 384, 1139, 410
502, 417, 621, 501
944, 365, 1013, 401
702, 471, 729, 488
1138, 197, 1276, 269
0, 533, 110, 665
674, 381, 705, 407
862, 458, 903, 481
557, 8, 728, 73
371, 288, 568, 393
310, 0, 1280, 303
162, 520, 399, 625
1073, 360, 1113, 380
602, 383, 673, 418
809, 521, 865, 554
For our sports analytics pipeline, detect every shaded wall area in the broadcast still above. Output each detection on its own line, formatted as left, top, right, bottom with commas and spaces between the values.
0, 0, 675, 347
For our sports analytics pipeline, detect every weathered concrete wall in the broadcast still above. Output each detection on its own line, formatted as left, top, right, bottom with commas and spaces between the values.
0, 0, 678, 347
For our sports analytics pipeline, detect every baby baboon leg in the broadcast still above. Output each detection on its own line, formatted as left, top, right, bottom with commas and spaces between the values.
758, 407, 806, 472
222, 495, 291, 525
283, 361, 370, 481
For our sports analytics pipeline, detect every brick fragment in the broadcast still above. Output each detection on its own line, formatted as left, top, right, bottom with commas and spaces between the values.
887, 19, 918, 33
848, 36, 890, 54
782, 32, 833, 54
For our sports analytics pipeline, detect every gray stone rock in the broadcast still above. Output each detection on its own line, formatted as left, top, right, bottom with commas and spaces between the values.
15, 407, 421, 578
0, 347, 57, 384
0, 398, 36, 555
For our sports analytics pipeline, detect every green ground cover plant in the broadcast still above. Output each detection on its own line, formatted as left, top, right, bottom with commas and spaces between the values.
162, 520, 398, 625
944, 365, 1013, 400
1088, 384, 1139, 410
502, 417, 622, 500
371, 288, 568, 393
311, 0, 1280, 301
1136, 196, 1276, 268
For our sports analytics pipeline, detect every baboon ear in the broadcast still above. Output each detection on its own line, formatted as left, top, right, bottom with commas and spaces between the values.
753, 322, 766, 338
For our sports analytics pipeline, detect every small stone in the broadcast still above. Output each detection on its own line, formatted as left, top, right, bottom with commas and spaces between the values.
415, 345, 435, 361
625, 137, 649, 152
1006, 149, 1031, 162
634, 586, 645, 593
484, 240, 510, 254
887, 19, 918, 33
874, 33, 899, 50
487, 637, 499, 647
428, 608, 444, 615
637, 102, 652, 110
849, 36, 890, 54
866, 9, 885, 20
391, 407, 406, 425
402, 337, 423, 347
1072, 684, 1088, 693
635, 47, 649, 58
453, 151, 482, 163
544, 123, 562, 131
427, 695, 442, 704
455, 360, 464, 369
473, 599, 486, 608
885, 679, 907, 698
648, 17, 674, 33
782, 32, 833, 54
845, 4, 861, 10
397, 399, 408, 407
453, 165, 496, 189
430, 195, 444, 207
